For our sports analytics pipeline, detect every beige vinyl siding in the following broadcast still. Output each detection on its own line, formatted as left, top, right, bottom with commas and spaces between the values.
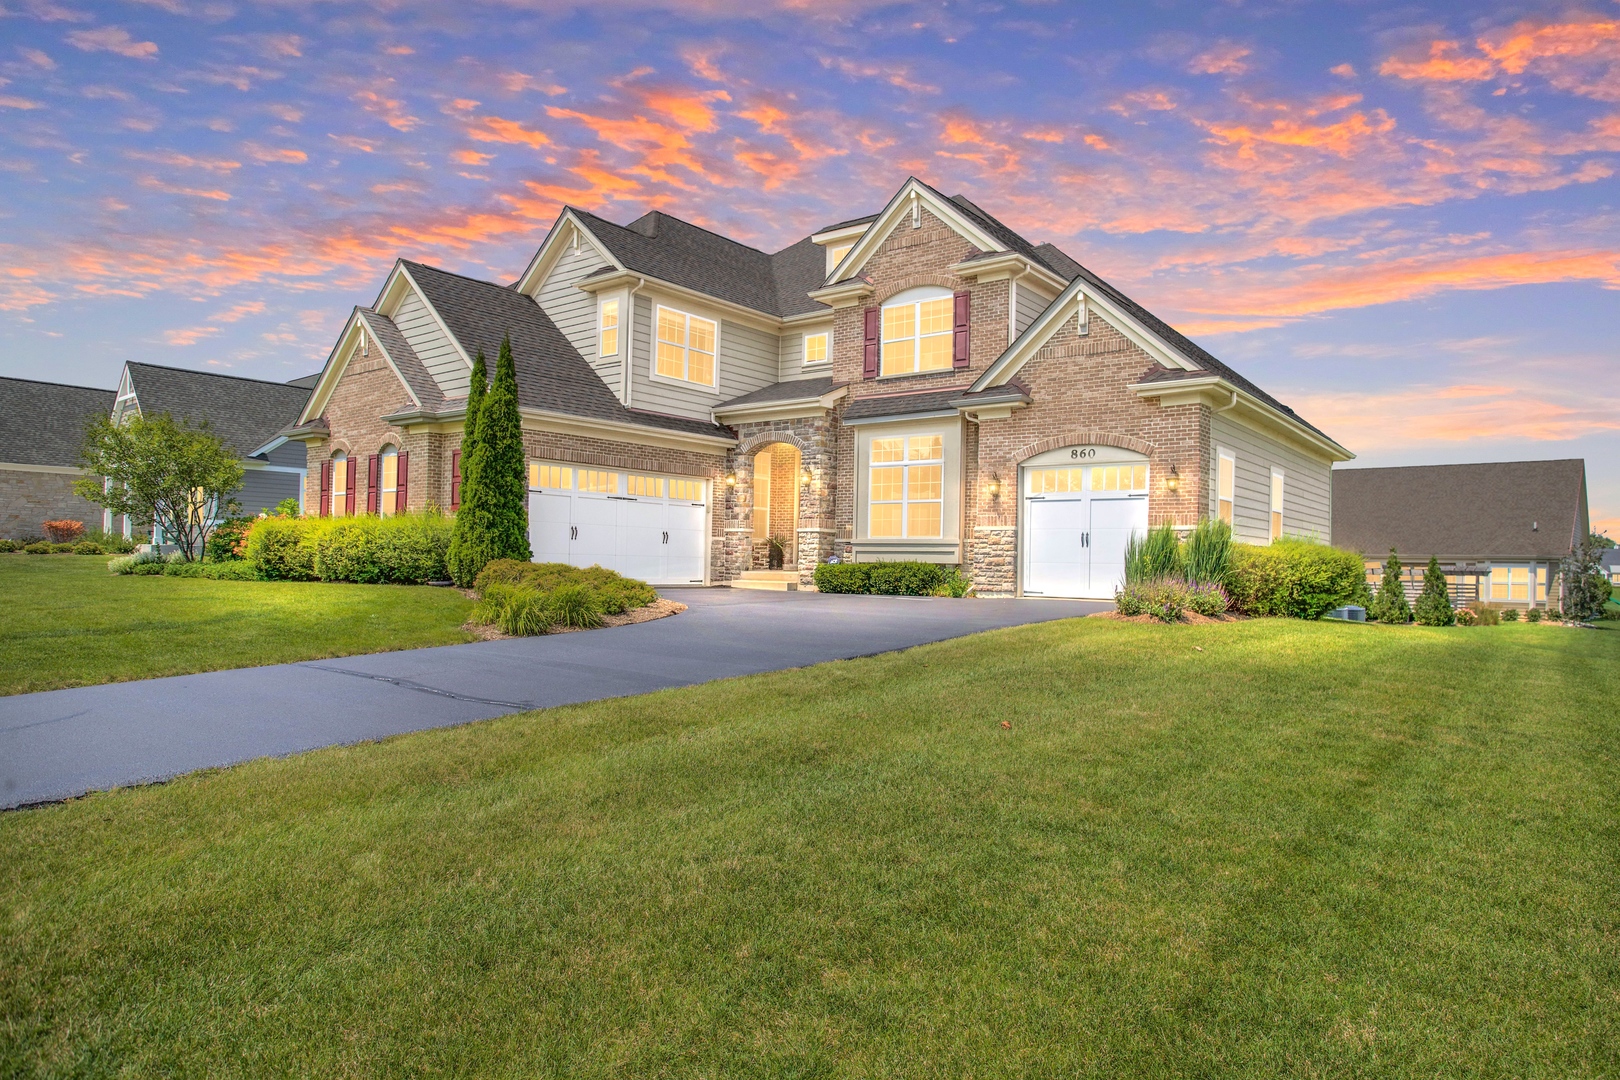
393, 287, 468, 398
778, 321, 834, 381
1209, 411, 1333, 545
1014, 285, 1055, 337
533, 236, 619, 396
629, 294, 779, 420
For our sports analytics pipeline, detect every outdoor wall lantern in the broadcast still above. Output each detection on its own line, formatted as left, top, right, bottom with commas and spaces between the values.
800, 468, 812, 487
987, 475, 1002, 498
725, 472, 737, 487
1166, 465, 1180, 492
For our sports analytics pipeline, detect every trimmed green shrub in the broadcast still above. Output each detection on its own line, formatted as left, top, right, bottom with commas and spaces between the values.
131, 557, 165, 575
473, 560, 655, 615
812, 562, 871, 594
1182, 518, 1234, 586
0, 539, 18, 553
1526, 607, 1543, 624
1125, 523, 1183, 585
245, 516, 323, 580
1413, 555, 1456, 626
83, 529, 137, 554
49, 543, 75, 554
1367, 550, 1412, 625
272, 497, 302, 518
1227, 540, 1368, 619
205, 516, 255, 562
313, 513, 453, 585
1116, 578, 1186, 622
162, 560, 259, 580
935, 566, 974, 598
72, 541, 105, 555
868, 561, 948, 596
24, 542, 51, 555
1502, 607, 1521, 622
547, 583, 604, 629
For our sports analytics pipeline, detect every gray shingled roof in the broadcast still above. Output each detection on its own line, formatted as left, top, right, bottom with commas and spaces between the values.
285, 372, 322, 390
842, 388, 968, 422
1331, 460, 1589, 561
0, 377, 114, 467
401, 261, 730, 440
770, 236, 831, 317
125, 363, 311, 459
717, 376, 839, 409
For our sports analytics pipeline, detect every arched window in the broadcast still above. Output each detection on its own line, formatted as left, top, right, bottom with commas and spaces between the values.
881, 286, 954, 377
379, 444, 399, 516
330, 451, 348, 518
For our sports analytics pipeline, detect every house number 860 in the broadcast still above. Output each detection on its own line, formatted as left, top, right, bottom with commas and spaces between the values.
1070, 448, 1097, 459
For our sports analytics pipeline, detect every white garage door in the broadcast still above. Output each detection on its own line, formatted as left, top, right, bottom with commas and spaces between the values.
1022, 459, 1149, 599
528, 463, 708, 585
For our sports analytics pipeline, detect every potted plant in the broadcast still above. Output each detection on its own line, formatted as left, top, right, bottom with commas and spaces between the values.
767, 535, 787, 570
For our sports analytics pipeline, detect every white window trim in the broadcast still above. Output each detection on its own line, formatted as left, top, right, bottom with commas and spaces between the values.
598, 297, 620, 358
380, 444, 399, 516
1269, 466, 1284, 542
650, 302, 721, 393
1488, 563, 1536, 605
802, 329, 830, 368
867, 433, 945, 540
1216, 448, 1235, 525
880, 286, 955, 379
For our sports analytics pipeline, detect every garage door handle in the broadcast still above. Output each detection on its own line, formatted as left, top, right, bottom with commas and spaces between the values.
570, 526, 577, 540
662, 531, 669, 544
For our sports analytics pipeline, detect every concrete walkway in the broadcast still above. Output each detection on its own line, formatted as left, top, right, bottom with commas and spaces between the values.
0, 589, 1104, 809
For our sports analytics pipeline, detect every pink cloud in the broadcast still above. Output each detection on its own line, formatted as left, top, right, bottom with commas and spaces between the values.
66, 27, 158, 60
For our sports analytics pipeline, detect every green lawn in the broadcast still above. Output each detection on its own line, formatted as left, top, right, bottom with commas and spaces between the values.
0, 555, 477, 695
3, 617, 1617, 1078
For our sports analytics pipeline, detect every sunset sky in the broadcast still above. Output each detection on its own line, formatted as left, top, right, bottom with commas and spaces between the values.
2, 0, 1616, 534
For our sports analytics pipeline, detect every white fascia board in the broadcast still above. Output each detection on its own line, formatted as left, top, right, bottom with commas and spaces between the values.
355, 309, 423, 410
514, 209, 624, 296
297, 307, 364, 425
822, 177, 1005, 290
809, 222, 872, 246
712, 385, 848, 424
949, 252, 1067, 293
841, 408, 961, 427
246, 434, 289, 459
806, 277, 875, 307
1127, 376, 1355, 462
970, 277, 1201, 393
781, 309, 835, 326
580, 270, 784, 334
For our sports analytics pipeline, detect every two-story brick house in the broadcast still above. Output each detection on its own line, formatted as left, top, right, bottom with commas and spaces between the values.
286, 177, 1352, 597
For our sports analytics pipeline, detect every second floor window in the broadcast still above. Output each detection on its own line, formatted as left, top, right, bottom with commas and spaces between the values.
656, 306, 717, 387
882, 292, 953, 376
599, 299, 619, 357
804, 331, 828, 366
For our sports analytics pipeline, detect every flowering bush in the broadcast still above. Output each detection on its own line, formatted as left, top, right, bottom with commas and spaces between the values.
1116, 578, 1187, 622
41, 520, 85, 544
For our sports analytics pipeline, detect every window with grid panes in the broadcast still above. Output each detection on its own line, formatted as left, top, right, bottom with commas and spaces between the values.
869, 434, 943, 538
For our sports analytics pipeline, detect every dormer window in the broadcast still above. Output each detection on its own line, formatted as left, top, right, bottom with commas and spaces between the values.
826, 243, 853, 276
599, 298, 620, 357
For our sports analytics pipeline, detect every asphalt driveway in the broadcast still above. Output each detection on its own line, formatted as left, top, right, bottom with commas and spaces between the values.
0, 588, 1104, 809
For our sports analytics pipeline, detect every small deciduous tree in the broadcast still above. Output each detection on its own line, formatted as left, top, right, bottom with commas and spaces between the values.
1413, 555, 1456, 626
1369, 549, 1411, 624
1560, 537, 1611, 621
75, 412, 243, 561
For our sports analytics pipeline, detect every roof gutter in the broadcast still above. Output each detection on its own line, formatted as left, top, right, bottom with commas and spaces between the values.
1126, 375, 1354, 462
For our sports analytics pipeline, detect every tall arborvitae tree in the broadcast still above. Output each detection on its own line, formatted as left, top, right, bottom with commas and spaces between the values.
480, 335, 531, 564
1370, 549, 1412, 624
1413, 554, 1456, 626
446, 350, 489, 586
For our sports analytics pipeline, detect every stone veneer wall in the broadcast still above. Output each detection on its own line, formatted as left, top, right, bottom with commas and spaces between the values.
731, 415, 839, 587
964, 311, 1210, 596
0, 467, 103, 538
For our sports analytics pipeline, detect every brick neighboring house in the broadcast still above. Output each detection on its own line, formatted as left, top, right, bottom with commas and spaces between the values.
106, 362, 316, 538
1332, 459, 1592, 609
0, 376, 116, 539
289, 177, 1352, 596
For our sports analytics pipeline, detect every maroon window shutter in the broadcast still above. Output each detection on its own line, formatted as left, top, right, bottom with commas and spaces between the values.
345, 459, 357, 516
862, 306, 880, 379
366, 455, 380, 515
952, 290, 971, 368
396, 452, 408, 513
318, 461, 331, 518
450, 449, 461, 510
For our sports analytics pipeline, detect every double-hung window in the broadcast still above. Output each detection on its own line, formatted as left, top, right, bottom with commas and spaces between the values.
1269, 467, 1284, 541
380, 445, 398, 516
881, 293, 953, 376
1217, 449, 1235, 525
598, 299, 619, 357
803, 331, 829, 367
331, 451, 348, 518
869, 434, 943, 538
655, 306, 716, 387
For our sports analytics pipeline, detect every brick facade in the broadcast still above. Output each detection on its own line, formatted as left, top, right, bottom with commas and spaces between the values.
303, 355, 414, 512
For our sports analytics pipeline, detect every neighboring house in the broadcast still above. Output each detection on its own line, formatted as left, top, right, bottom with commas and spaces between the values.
108, 362, 314, 538
1332, 459, 1591, 608
288, 176, 1352, 597
1601, 547, 1620, 589
0, 377, 116, 538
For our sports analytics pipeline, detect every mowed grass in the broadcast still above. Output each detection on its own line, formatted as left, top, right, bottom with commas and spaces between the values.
0, 555, 477, 695
3, 617, 1618, 1078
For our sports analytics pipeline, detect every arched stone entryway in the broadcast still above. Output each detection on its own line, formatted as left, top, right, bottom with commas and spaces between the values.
749, 441, 801, 569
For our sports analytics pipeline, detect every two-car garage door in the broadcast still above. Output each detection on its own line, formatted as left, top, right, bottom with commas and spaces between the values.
528, 463, 708, 585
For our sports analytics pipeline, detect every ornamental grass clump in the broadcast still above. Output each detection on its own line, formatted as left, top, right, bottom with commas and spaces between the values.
1124, 523, 1183, 585
473, 560, 655, 615
547, 583, 604, 630
1182, 518, 1234, 587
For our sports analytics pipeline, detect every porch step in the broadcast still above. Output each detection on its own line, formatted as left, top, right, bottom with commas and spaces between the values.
733, 570, 800, 591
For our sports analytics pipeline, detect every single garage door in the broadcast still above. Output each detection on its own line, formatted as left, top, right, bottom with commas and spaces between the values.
1023, 460, 1149, 599
528, 462, 708, 585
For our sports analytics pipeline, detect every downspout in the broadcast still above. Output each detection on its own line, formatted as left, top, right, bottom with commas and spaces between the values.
623, 277, 645, 409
